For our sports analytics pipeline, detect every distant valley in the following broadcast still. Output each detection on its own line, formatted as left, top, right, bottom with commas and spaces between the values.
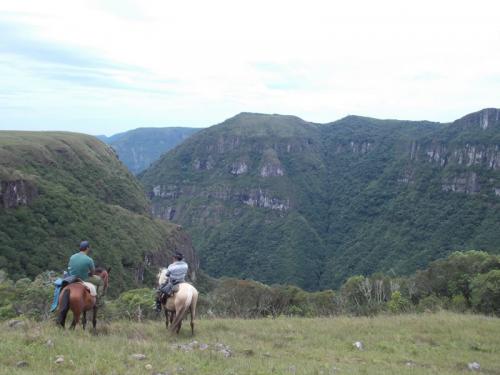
98, 127, 200, 174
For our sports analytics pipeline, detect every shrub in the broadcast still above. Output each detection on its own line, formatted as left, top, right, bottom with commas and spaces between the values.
106, 288, 156, 321
470, 270, 500, 316
387, 291, 411, 313
449, 294, 468, 313
417, 294, 444, 313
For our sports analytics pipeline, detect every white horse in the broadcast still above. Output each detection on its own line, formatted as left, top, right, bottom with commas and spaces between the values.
157, 268, 199, 335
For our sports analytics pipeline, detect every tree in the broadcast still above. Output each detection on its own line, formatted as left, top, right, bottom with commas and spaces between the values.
470, 270, 500, 316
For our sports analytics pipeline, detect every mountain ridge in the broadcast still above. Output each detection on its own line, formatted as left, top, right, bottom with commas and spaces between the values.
140, 108, 500, 290
0, 131, 198, 294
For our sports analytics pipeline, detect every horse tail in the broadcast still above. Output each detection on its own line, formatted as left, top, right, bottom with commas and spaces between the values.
189, 289, 198, 335
170, 286, 193, 333
190, 288, 198, 320
57, 288, 71, 327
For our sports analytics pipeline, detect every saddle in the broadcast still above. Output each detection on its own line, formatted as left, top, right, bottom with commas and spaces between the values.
160, 283, 182, 305
50, 275, 80, 312
81, 281, 97, 297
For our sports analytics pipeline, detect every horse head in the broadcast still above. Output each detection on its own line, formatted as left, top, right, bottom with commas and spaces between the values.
95, 267, 110, 294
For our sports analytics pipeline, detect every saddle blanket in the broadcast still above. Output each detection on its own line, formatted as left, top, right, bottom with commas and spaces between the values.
51, 275, 79, 312
82, 282, 97, 296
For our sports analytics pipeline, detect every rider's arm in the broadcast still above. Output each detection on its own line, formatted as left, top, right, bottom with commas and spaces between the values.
166, 263, 173, 277
88, 258, 96, 276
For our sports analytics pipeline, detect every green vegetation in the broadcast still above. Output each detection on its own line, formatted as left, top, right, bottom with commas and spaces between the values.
99, 127, 200, 174
1, 313, 500, 375
140, 109, 500, 290
0, 131, 195, 295
2, 251, 499, 322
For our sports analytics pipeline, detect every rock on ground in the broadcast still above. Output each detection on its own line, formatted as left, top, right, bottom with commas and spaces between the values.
131, 354, 146, 360
55, 355, 64, 364
353, 341, 364, 350
468, 362, 480, 371
16, 361, 28, 368
8, 320, 25, 328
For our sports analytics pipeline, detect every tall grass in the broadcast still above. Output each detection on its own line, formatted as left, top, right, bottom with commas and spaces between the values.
1, 312, 499, 374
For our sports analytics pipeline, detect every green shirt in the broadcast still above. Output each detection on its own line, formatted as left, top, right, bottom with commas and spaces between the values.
68, 252, 95, 281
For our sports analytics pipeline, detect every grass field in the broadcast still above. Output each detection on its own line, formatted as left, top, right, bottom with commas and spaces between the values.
1, 312, 499, 375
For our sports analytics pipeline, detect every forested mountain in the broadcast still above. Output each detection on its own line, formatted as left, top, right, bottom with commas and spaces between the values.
99, 127, 199, 174
140, 109, 500, 290
0, 132, 198, 295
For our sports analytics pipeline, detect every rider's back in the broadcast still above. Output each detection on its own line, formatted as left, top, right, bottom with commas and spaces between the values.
68, 252, 94, 281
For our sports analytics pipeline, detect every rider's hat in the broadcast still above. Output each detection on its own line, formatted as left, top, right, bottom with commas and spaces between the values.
79, 240, 90, 250
173, 251, 184, 260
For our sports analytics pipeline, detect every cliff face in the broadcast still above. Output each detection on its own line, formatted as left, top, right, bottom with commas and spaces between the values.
141, 109, 500, 290
0, 179, 38, 208
0, 132, 197, 294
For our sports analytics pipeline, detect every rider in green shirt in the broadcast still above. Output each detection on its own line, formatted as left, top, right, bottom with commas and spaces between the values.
68, 241, 103, 298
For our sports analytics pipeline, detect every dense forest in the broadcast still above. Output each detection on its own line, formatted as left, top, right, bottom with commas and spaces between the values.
141, 108, 500, 290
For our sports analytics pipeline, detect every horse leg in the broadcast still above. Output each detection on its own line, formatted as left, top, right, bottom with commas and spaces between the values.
190, 306, 195, 336
71, 309, 80, 330
164, 308, 169, 329
170, 311, 175, 324
82, 311, 87, 330
92, 305, 97, 330
176, 316, 182, 334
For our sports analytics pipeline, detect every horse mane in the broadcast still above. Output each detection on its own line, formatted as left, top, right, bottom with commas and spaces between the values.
157, 268, 168, 286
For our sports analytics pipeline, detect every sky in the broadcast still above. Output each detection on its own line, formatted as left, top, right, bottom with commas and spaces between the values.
0, 0, 499, 136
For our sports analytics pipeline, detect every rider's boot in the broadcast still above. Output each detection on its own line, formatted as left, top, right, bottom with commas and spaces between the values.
155, 296, 162, 312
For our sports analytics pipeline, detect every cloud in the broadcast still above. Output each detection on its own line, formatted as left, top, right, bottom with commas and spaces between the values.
0, 19, 118, 70
0, 17, 159, 93
1, 0, 500, 134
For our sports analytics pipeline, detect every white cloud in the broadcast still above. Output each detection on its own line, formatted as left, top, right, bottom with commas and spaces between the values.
0, 0, 499, 134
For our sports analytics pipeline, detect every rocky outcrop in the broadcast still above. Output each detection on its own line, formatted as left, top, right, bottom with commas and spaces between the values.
0, 179, 38, 208
334, 140, 373, 155
152, 184, 179, 199
193, 157, 214, 171
259, 149, 285, 177
152, 205, 177, 221
442, 172, 481, 195
230, 161, 249, 175
453, 144, 500, 170
151, 183, 290, 214
410, 142, 500, 170
398, 168, 415, 185
454, 108, 500, 130
260, 163, 284, 177
239, 189, 290, 210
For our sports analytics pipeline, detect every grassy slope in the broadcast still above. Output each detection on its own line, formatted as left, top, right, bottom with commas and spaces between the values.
0, 131, 149, 213
1, 313, 499, 374
0, 131, 189, 293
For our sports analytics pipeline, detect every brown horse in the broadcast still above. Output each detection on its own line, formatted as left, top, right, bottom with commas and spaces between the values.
158, 269, 198, 335
56, 268, 110, 330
